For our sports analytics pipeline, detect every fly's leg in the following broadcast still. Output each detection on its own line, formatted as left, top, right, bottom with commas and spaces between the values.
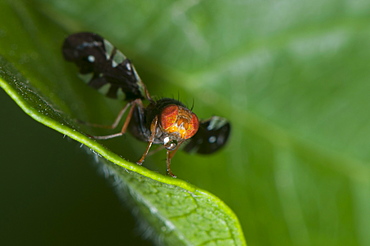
88, 99, 142, 140
78, 102, 131, 129
166, 148, 179, 178
136, 116, 158, 165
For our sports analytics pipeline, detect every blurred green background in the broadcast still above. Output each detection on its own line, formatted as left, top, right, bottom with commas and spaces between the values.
2, 0, 370, 245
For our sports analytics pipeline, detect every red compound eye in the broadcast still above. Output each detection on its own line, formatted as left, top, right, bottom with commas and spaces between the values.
184, 112, 199, 139
160, 105, 199, 139
161, 105, 179, 130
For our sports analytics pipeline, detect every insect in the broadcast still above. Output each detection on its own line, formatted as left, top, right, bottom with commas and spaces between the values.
62, 32, 230, 177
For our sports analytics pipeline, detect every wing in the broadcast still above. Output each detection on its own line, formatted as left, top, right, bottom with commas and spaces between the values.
183, 116, 231, 154
62, 32, 147, 101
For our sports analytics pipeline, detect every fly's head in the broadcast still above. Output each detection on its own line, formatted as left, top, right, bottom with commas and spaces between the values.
159, 104, 199, 151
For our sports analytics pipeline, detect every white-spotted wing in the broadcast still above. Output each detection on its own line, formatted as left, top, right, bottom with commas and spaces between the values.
62, 32, 147, 101
183, 116, 231, 154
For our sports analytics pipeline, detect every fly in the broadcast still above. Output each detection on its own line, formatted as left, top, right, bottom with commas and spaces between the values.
62, 32, 230, 177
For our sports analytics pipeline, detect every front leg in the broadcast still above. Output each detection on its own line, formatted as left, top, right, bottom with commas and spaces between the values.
166, 147, 180, 178
136, 116, 158, 165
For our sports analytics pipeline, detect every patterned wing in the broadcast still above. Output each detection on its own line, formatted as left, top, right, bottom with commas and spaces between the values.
183, 116, 231, 154
62, 32, 147, 101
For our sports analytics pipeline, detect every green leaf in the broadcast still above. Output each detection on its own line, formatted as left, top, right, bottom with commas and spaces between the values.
0, 1, 245, 245
2, 0, 370, 245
